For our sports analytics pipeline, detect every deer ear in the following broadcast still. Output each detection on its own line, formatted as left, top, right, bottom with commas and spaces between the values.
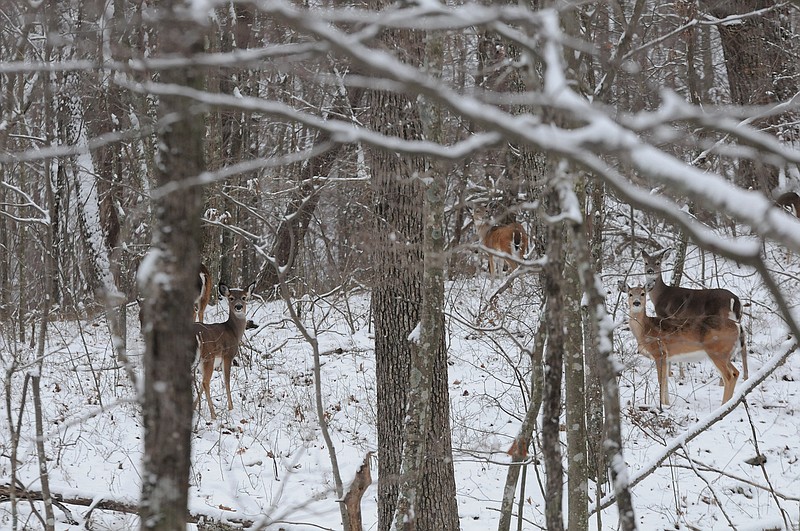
617, 279, 628, 292
245, 281, 256, 297
218, 283, 230, 296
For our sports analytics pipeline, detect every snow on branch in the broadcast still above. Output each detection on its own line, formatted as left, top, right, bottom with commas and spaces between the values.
0, 181, 50, 225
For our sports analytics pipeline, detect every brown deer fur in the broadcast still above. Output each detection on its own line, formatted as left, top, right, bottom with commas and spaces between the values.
642, 248, 748, 380
194, 263, 213, 323
473, 205, 528, 275
193, 281, 255, 419
619, 282, 740, 406
776, 191, 800, 218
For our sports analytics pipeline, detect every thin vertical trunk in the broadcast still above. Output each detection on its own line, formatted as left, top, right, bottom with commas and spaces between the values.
542, 187, 565, 531
565, 248, 588, 531
568, 189, 638, 531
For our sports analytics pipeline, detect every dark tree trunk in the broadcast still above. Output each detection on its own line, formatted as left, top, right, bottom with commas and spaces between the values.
369, 86, 424, 530
700, 0, 798, 191
138, 2, 207, 529
541, 188, 565, 531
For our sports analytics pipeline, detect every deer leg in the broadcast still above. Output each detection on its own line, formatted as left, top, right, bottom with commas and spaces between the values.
200, 358, 216, 420
223, 356, 234, 412
655, 357, 670, 406
486, 253, 495, 276
709, 354, 739, 405
740, 329, 748, 381
721, 362, 740, 404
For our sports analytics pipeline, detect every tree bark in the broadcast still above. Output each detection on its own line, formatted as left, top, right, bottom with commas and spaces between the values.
369, 84, 424, 530
700, 0, 798, 191
541, 187, 565, 531
138, 2, 207, 529
564, 231, 588, 531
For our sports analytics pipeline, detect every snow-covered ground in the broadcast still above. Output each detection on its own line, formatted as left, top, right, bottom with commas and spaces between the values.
1, 240, 798, 530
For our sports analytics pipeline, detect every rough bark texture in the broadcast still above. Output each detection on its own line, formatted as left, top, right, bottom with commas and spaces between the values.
700, 0, 798, 191
564, 242, 588, 531
139, 2, 207, 529
541, 187, 565, 531
392, 155, 459, 530
369, 83, 424, 530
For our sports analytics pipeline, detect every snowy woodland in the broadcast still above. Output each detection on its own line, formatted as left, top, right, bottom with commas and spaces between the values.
1, 0, 800, 530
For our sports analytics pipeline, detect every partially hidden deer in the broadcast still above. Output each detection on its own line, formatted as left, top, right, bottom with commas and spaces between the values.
194, 263, 213, 323
618, 282, 740, 406
473, 205, 528, 275
642, 248, 748, 380
193, 281, 255, 419
775, 191, 800, 218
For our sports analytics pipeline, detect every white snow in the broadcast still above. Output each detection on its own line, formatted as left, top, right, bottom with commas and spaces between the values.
2, 237, 798, 530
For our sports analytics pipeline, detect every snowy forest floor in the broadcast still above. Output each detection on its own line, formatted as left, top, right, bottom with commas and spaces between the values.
1, 240, 799, 531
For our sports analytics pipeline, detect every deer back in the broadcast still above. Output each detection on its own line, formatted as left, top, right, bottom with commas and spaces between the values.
484, 223, 528, 256
622, 283, 739, 362
642, 248, 741, 321
776, 191, 800, 217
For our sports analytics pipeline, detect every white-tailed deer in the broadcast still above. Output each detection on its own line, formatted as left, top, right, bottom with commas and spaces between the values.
642, 248, 748, 380
473, 205, 528, 275
619, 282, 740, 406
776, 191, 800, 217
193, 281, 255, 419
194, 263, 213, 323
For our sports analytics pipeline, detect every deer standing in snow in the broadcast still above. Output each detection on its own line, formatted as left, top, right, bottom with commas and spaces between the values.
642, 248, 747, 380
619, 282, 740, 406
193, 281, 255, 419
473, 205, 528, 276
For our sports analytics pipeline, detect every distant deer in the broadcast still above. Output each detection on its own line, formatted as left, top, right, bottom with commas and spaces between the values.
775, 191, 800, 217
194, 263, 213, 323
193, 281, 255, 419
642, 248, 747, 380
473, 205, 528, 275
619, 282, 740, 406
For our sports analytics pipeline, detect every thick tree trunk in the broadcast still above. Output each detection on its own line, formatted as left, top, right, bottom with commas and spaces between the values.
138, 2, 207, 530
369, 85, 424, 530
700, 0, 798, 191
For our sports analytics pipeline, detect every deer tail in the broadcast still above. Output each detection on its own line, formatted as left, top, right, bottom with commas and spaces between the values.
512, 229, 522, 253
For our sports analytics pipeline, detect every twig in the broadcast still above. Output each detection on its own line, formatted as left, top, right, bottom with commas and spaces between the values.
680, 442, 735, 529
742, 400, 792, 529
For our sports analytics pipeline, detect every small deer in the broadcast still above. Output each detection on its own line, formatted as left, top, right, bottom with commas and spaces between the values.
193, 281, 255, 419
194, 263, 213, 323
473, 205, 528, 275
775, 191, 800, 218
619, 282, 740, 406
642, 248, 747, 380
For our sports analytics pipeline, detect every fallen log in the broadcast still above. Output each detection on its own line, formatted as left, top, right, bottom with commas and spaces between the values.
0, 483, 255, 529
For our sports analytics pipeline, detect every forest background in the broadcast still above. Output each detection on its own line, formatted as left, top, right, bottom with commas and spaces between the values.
1, 0, 800, 530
